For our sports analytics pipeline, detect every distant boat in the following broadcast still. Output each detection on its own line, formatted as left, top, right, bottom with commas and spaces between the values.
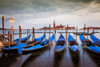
73, 32, 94, 35
90, 35, 100, 46
54, 34, 66, 52
68, 34, 80, 54
14, 34, 31, 43
2, 34, 45, 54
79, 35, 100, 55
22, 34, 55, 54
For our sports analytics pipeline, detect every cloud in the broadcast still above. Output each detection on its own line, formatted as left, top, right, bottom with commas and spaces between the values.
63, 0, 94, 3
0, 0, 100, 15
0, 0, 100, 29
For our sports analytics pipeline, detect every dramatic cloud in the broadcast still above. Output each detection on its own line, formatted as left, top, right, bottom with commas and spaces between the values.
0, 0, 100, 15
0, 0, 100, 29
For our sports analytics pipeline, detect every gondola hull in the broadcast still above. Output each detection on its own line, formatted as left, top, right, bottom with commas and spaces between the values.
68, 34, 80, 53
14, 34, 31, 43
79, 35, 100, 55
26, 34, 45, 44
22, 44, 48, 54
2, 34, 46, 54
73, 32, 94, 35
85, 45, 100, 56
54, 34, 66, 52
90, 35, 100, 46
69, 47, 80, 55
2, 48, 18, 53
2, 41, 41, 53
22, 34, 55, 54
54, 46, 65, 53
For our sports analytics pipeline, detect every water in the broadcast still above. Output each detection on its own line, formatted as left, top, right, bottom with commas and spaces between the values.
0, 30, 100, 67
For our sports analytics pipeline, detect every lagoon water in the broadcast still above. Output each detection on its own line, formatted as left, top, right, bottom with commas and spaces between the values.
0, 30, 100, 67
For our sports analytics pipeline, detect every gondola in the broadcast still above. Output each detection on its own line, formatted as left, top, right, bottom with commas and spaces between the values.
68, 34, 80, 54
73, 32, 94, 35
54, 34, 66, 52
2, 34, 46, 54
79, 35, 100, 55
14, 34, 31, 43
22, 34, 55, 54
90, 35, 100, 46
26, 34, 45, 44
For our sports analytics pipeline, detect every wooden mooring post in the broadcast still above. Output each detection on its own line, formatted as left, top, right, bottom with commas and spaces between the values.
87, 26, 89, 39
76, 26, 78, 41
66, 24, 68, 47
53, 20, 56, 48
11, 26, 13, 41
44, 29, 46, 39
13, 30, 14, 40
29, 29, 30, 41
19, 25, 22, 43
49, 24, 51, 47
32, 27, 35, 46
84, 24, 86, 45
2, 16, 5, 41
27, 29, 30, 41
8, 31, 11, 47
27, 29, 29, 41
32, 27, 35, 41
54, 20, 56, 39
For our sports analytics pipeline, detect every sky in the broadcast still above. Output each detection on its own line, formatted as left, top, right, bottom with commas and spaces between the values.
0, 0, 100, 29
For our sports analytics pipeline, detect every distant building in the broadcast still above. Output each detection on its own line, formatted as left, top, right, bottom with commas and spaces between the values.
55, 24, 75, 30
55, 24, 66, 30
38, 24, 75, 30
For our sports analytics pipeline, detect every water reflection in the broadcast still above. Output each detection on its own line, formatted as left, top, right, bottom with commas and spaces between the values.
53, 50, 65, 67
0, 53, 19, 67
22, 48, 49, 67
69, 49, 80, 67
85, 49, 100, 67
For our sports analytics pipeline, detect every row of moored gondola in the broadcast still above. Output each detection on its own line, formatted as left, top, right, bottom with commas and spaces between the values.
1, 33, 100, 55
54, 34, 80, 54
2, 34, 55, 54
54, 34, 100, 56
